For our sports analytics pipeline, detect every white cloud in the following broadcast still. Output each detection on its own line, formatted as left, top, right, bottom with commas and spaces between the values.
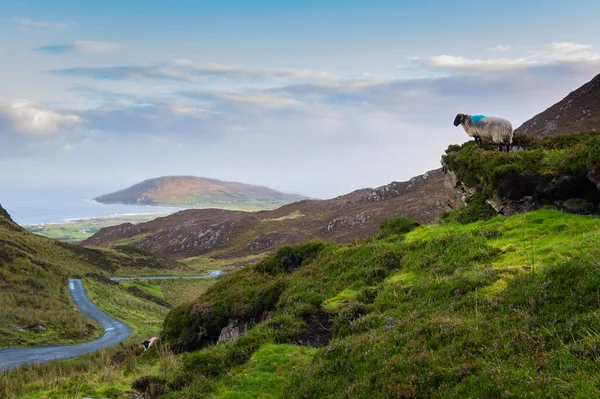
428, 42, 600, 72
13, 17, 69, 31
547, 42, 600, 62
427, 55, 539, 71
0, 100, 82, 137
551, 42, 593, 53
52, 60, 334, 82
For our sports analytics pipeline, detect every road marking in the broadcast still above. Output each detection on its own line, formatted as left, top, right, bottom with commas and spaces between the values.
69, 282, 75, 290
105, 327, 114, 331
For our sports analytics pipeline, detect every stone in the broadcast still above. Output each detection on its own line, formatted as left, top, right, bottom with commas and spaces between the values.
218, 319, 247, 343
558, 198, 592, 214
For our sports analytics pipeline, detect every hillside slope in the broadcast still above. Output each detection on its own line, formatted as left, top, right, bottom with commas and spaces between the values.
94, 176, 308, 210
0, 203, 184, 348
150, 210, 600, 398
516, 72, 600, 137
38, 209, 600, 398
82, 169, 449, 261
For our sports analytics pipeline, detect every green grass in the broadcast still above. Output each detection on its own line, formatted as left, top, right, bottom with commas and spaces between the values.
121, 278, 217, 306
151, 210, 600, 398
180, 254, 265, 274
25, 213, 173, 243
25, 226, 98, 242
84, 278, 168, 337
210, 344, 315, 399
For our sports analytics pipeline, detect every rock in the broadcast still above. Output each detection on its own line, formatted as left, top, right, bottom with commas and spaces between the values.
218, 319, 247, 343
12, 325, 26, 333
30, 325, 46, 333
500, 196, 537, 216
557, 198, 593, 214
444, 170, 475, 210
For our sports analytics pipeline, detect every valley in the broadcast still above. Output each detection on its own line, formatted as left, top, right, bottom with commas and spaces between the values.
2, 72, 600, 398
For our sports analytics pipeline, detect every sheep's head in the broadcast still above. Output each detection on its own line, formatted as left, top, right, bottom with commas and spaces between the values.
453, 113, 465, 127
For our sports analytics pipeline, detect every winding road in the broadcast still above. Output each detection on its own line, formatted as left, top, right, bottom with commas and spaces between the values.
0, 279, 133, 371
0, 272, 226, 371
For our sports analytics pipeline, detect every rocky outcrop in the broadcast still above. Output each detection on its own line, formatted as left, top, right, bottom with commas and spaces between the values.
444, 170, 600, 216
444, 170, 476, 210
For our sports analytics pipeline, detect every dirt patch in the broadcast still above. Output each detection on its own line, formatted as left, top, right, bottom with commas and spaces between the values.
297, 311, 334, 348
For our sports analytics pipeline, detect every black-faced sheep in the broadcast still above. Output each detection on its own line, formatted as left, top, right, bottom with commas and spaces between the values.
142, 336, 158, 351
454, 113, 513, 152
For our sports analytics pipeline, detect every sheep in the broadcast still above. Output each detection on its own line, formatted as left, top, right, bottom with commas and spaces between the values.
453, 113, 513, 152
141, 336, 158, 351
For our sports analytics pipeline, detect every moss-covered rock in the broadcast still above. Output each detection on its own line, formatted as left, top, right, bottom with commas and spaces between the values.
442, 131, 600, 220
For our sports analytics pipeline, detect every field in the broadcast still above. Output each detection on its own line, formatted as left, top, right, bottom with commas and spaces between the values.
25, 213, 172, 243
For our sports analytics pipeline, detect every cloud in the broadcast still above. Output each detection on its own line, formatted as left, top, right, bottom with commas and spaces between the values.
0, 100, 82, 137
428, 42, 600, 72
51, 60, 333, 82
13, 17, 69, 31
37, 41, 118, 54
489, 45, 510, 51
427, 55, 539, 71
551, 42, 593, 53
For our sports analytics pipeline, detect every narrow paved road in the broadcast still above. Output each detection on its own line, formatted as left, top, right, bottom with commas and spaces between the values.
0, 279, 132, 371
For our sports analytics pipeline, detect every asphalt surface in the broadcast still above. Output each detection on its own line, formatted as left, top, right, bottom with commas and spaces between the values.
0, 279, 133, 371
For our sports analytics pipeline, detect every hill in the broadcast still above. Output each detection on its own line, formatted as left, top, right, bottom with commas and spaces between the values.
22, 208, 600, 397
82, 169, 449, 262
0, 202, 185, 348
516, 72, 600, 137
94, 176, 308, 210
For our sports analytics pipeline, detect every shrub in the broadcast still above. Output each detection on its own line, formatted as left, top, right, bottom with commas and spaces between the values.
378, 217, 420, 238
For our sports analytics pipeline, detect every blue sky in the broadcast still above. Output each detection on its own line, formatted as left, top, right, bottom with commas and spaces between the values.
1, 0, 600, 197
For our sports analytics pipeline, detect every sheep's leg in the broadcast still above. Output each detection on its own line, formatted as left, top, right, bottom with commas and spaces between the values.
498, 144, 503, 152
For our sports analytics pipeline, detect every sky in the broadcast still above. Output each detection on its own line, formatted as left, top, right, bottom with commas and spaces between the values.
1, 0, 600, 199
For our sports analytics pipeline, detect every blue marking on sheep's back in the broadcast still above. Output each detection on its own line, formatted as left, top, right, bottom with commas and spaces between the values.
471, 115, 486, 124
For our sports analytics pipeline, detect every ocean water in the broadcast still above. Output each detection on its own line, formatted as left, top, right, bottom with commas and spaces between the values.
0, 187, 184, 226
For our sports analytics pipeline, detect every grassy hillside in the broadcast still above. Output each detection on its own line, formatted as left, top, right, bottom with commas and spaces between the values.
0, 204, 186, 348
10, 208, 600, 398
94, 176, 307, 210
149, 209, 600, 398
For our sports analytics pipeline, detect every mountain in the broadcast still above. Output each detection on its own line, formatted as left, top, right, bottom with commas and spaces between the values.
0, 202, 184, 348
83, 169, 448, 262
94, 176, 308, 210
516, 72, 600, 138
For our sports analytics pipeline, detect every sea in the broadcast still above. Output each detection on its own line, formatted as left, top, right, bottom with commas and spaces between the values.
1, 187, 184, 226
